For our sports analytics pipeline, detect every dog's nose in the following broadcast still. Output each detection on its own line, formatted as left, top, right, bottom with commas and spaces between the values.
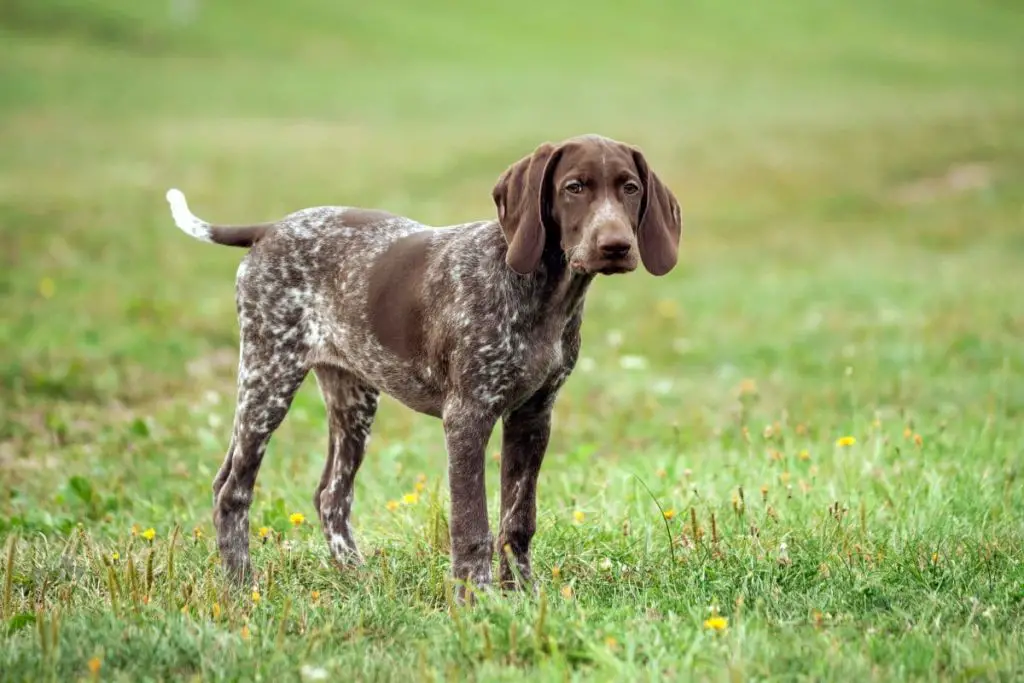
597, 235, 632, 259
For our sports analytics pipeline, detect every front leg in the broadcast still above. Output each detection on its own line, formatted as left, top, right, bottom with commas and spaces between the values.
443, 399, 499, 597
497, 391, 555, 590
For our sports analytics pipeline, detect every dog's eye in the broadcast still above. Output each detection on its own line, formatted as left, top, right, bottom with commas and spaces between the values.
623, 181, 641, 196
564, 180, 584, 195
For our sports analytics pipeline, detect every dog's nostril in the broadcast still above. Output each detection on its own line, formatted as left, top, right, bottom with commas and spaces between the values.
598, 237, 631, 258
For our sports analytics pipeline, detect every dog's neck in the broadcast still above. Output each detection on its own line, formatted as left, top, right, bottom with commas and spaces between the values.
490, 222, 594, 324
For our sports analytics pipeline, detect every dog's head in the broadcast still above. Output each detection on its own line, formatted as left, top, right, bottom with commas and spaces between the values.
492, 134, 682, 277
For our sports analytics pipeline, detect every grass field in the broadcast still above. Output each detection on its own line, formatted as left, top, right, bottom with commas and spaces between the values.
2, 0, 1024, 680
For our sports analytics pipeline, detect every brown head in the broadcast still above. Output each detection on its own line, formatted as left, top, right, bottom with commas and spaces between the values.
492, 134, 682, 277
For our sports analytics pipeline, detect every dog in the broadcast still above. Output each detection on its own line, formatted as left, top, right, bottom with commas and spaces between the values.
165, 134, 681, 595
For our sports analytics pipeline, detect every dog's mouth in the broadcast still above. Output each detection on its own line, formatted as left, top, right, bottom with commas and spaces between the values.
570, 259, 637, 276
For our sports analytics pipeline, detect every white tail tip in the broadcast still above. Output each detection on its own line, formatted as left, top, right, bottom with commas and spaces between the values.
165, 187, 213, 242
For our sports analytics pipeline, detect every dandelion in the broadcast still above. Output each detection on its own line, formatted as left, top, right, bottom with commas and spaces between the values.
835, 436, 856, 447
560, 585, 573, 599
703, 616, 728, 631
212, 603, 221, 619
551, 565, 561, 579
760, 485, 769, 501
258, 526, 271, 540
402, 492, 419, 505
903, 426, 912, 439
251, 590, 261, 605
931, 552, 939, 565
131, 524, 140, 537
604, 636, 619, 649
311, 590, 320, 602
110, 551, 120, 563
141, 528, 156, 541
385, 500, 400, 512
779, 471, 791, 485
572, 510, 585, 525
798, 449, 811, 461
193, 527, 203, 541
913, 433, 923, 447
414, 481, 425, 493
289, 512, 305, 526
663, 508, 676, 520
737, 378, 758, 396
240, 624, 250, 640
87, 656, 102, 676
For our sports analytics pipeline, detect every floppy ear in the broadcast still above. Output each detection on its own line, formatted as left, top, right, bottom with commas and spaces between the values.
492, 142, 563, 275
631, 147, 682, 276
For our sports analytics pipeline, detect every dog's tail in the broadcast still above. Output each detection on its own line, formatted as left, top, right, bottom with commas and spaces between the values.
165, 188, 272, 248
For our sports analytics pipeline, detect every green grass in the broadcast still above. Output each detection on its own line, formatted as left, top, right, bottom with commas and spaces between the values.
2, 0, 1024, 680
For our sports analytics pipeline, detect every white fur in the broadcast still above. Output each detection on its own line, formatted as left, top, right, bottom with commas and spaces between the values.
166, 188, 213, 243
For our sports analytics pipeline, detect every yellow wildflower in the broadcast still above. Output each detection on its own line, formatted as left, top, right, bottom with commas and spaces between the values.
835, 436, 856, 447
110, 551, 120, 562
551, 565, 561, 579
251, 590, 261, 605
130, 524, 140, 537
663, 508, 676, 520
605, 636, 619, 649
560, 585, 573, 599
655, 299, 677, 319
903, 426, 912, 439
779, 471, 791, 485
414, 481, 425, 493
141, 528, 156, 541
572, 510, 585, 525
703, 615, 728, 631
193, 527, 203, 540
311, 590, 320, 602
240, 624, 250, 640
798, 449, 810, 461
212, 603, 221, 619
385, 500, 400, 512
87, 656, 102, 676
913, 433, 923, 447
402, 492, 419, 505
931, 552, 939, 565
258, 526, 271, 540
656, 467, 667, 479
289, 512, 305, 526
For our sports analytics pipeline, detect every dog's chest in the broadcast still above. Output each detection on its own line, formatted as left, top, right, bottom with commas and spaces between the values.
464, 318, 566, 411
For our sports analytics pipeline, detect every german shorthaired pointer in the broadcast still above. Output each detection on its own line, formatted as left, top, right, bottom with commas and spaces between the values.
165, 134, 681, 595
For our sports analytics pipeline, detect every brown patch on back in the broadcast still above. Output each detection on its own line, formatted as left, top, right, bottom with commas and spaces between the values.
367, 230, 433, 361
332, 208, 399, 228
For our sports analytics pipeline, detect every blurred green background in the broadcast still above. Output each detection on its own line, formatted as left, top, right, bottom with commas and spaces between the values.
1, 1, 1023, 680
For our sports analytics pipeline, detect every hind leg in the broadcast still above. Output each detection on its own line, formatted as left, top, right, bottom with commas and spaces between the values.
214, 312, 310, 582
312, 366, 379, 566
